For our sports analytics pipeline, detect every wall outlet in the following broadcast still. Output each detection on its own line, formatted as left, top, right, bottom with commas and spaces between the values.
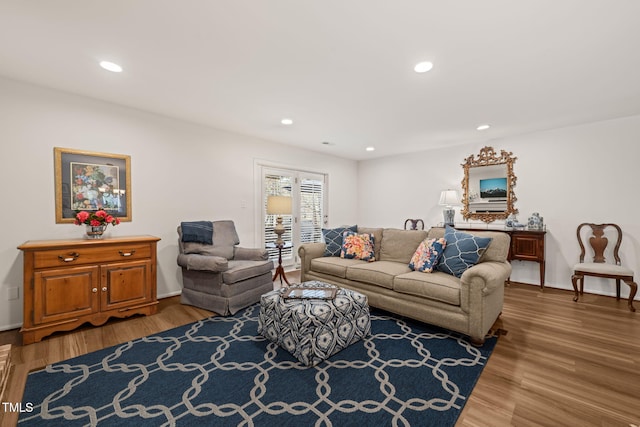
7, 287, 19, 300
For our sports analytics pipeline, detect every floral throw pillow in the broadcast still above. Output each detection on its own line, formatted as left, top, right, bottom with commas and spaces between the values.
340, 231, 375, 262
409, 237, 447, 272
322, 225, 357, 257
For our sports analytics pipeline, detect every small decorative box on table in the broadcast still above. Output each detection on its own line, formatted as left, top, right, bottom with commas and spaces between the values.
258, 281, 371, 366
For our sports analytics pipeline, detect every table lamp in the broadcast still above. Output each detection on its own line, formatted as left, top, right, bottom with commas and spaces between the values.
267, 195, 292, 246
439, 190, 460, 227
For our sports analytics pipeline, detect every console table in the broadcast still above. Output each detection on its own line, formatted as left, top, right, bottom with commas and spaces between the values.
450, 226, 546, 288
18, 235, 160, 344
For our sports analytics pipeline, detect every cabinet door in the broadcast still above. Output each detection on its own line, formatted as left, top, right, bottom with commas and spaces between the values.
100, 260, 152, 311
511, 233, 542, 261
33, 265, 100, 325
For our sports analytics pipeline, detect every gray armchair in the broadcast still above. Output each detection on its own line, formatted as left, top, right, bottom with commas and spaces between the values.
177, 220, 274, 315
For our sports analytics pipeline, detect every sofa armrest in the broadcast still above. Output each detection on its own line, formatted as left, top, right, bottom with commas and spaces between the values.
177, 253, 229, 272
233, 246, 269, 261
461, 261, 512, 294
298, 242, 326, 281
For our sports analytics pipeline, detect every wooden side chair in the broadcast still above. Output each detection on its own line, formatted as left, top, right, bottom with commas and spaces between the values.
571, 223, 637, 312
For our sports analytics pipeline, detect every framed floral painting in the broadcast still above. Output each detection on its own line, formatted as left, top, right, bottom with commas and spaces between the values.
54, 147, 131, 223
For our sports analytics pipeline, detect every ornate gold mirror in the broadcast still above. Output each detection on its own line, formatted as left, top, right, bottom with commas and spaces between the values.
461, 146, 518, 223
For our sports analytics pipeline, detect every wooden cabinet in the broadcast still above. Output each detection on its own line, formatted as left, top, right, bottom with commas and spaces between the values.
508, 230, 546, 288
18, 235, 160, 345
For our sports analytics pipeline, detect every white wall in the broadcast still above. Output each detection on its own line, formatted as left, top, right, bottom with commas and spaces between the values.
2, 75, 638, 332
357, 115, 640, 299
0, 77, 358, 330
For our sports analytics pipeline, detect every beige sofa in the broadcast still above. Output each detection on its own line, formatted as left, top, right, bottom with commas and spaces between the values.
298, 227, 511, 344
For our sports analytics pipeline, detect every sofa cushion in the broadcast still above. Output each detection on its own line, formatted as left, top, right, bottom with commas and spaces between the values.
379, 229, 428, 263
357, 227, 384, 261
212, 220, 241, 246
346, 261, 412, 289
222, 259, 273, 284
322, 225, 357, 257
409, 237, 447, 272
393, 271, 461, 306
311, 257, 365, 278
341, 231, 376, 261
436, 226, 492, 278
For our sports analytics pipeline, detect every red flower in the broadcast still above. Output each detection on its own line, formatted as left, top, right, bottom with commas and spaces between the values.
76, 211, 90, 223
74, 210, 120, 227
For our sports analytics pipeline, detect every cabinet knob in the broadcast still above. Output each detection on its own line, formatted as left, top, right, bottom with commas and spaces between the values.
119, 250, 136, 257
102, 287, 108, 292
92, 288, 98, 293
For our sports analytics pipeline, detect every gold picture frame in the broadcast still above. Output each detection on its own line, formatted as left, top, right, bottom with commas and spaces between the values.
54, 147, 131, 223
460, 146, 518, 223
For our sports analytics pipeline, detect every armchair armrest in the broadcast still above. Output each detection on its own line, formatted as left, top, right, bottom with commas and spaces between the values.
177, 253, 229, 272
298, 242, 327, 281
233, 246, 269, 261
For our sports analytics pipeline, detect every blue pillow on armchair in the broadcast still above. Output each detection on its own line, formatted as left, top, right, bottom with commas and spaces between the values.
322, 225, 357, 256
436, 226, 492, 278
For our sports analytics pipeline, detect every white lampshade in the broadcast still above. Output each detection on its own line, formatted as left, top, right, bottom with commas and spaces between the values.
267, 196, 292, 215
438, 190, 460, 207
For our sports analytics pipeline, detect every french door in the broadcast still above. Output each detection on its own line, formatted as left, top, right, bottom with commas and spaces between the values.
261, 166, 327, 267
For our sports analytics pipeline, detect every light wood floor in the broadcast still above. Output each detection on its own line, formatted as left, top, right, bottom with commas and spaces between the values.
1, 273, 639, 427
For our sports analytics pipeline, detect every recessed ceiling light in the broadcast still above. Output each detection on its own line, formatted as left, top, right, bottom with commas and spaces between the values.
476, 124, 491, 131
281, 118, 293, 125
99, 61, 123, 73
366, 146, 375, 152
414, 61, 434, 73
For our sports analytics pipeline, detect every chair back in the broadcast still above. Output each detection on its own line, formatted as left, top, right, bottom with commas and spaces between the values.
576, 223, 623, 265
177, 220, 240, 257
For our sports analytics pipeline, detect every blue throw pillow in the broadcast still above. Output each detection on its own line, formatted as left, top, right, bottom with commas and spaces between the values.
436, 226, 492, 278
181, 221, 213, 245
322, 225, 357, 256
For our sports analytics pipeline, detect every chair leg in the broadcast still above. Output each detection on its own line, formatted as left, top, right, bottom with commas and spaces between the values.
616, 279, 621, 300
571, 273, 582, 302
624, 280, 637, 312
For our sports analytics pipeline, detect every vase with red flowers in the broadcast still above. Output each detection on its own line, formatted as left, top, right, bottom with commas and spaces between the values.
74, 210, 120, 239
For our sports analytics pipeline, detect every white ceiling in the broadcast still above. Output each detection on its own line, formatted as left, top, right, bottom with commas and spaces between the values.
1, 1, 639, 160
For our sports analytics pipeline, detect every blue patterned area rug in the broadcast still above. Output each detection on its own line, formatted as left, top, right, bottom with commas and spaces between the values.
19, 305, 497, 426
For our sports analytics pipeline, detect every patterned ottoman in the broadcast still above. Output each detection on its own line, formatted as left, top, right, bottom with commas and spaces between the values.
258, 281, 371, 366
